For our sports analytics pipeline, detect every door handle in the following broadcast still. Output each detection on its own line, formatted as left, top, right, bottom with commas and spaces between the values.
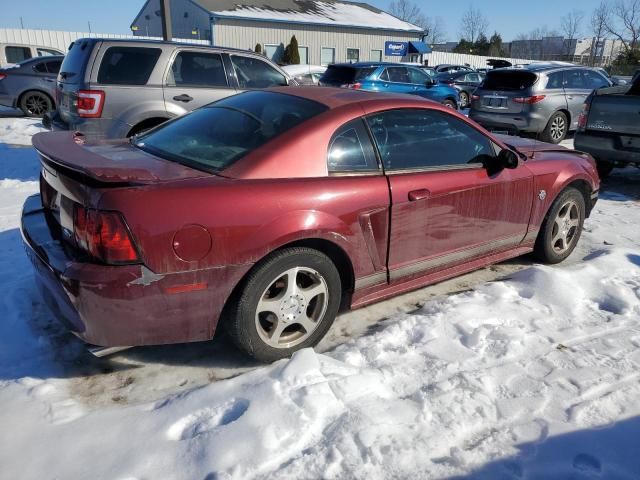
173, 94, 193, 102
408, 189, 431, 201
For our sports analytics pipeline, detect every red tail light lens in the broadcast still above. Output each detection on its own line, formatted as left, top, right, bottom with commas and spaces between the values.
76, 90, 105, 118
73, 205, 140, 264
471, 94, 480, 101
577, 103, 590, 130
347, 82, 362, 89
0, 73, 7, 81
513, 95, 546, 104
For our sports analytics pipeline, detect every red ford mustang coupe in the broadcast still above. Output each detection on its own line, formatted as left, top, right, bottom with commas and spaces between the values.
22, 87, 599, 362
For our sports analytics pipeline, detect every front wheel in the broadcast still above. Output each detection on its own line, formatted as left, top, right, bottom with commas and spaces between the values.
534, 187, 585, 264
225, 247, 342, 363
459, 91, 469, 108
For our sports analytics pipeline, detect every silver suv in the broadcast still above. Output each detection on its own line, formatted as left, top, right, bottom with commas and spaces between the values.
45, 38, 293, 139
469, 64, 611, 144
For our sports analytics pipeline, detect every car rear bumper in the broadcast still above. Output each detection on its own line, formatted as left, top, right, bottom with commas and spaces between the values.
21, 193, 251, 348
469, 110, 548, 134
574, 132, 640, 165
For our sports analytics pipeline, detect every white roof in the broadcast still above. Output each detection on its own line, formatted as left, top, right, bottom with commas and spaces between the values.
194, 0, 423, 32
282, 64, 326, 76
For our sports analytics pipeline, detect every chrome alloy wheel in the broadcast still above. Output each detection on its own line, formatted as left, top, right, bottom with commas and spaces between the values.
550, 115, 567, 142
551, 200, 580, 254
255, 267, 329, 349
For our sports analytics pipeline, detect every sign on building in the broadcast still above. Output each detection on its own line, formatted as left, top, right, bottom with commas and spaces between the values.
385, 41, 408, 57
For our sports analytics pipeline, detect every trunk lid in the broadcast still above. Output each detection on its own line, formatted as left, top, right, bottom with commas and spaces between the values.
473, 70, 539, 114
32, 132, 210, 184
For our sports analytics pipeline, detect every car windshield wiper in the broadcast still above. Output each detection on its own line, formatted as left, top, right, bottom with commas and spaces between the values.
505, 143, 528, 161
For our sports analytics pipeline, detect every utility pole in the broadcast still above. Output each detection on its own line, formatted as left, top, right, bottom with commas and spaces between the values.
88, 21, 92, 33
160, 0, 172, 41
19, 16, 24, 29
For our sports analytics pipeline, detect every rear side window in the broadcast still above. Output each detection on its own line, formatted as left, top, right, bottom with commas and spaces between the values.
6, 46, 32, 64
135, 91, 328, 173
546, 72, 564, 89
34, 61, 48, 73
366, 109, 494, 170
384, 67, 409, 83
98, 47, 161, 85
59, 40, 92, 83
328, 119, 378, 173
482, 70, 537, 91
46, 60, 62, 74
230, 55, 287, 88
168, 51, 227, 87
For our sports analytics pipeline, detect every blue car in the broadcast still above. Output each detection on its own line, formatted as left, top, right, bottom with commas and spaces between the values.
319, 62, 459, 108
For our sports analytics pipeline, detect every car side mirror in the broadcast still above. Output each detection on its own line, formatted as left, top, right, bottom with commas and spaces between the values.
425, 78, 435, 88
498, 149, 519, 169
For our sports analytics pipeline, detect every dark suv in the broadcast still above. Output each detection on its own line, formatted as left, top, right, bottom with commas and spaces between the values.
469, 64, 611, 143
45, 38, 293, 139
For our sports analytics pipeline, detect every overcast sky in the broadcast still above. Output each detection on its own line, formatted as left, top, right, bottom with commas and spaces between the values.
1, 0, 608, 42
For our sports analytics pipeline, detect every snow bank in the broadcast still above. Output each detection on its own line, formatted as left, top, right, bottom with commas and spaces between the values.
0, 117, 45, 146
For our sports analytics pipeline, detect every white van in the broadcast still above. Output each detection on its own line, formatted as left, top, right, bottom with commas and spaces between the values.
0, 43, 64, 67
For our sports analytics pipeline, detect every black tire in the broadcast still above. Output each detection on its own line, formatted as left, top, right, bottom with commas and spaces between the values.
540, 111, 568, 144
596, 160, 614, 179
459, 91, 469, 108
19, 90, 53, 117
225, 247, 342, 363
534, 187, 585, 264
442, 99, 457, 109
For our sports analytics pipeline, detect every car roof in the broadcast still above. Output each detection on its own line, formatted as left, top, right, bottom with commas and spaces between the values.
264, 86, 433, 109
329, 62, 412, 69
72, 37, 256, 54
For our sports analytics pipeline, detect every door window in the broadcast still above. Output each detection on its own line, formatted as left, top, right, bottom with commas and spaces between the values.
384, 66, 409, 83
328, 119, 379, 172
168, 51, 227, 87
583, 70, 610, 89
5, 46, 32, 64
346, 48, 360, 63
230, 55, 287, 88
564, 69, 587, 89
97, 47, 161, 85
36, 48, 61, 57
366, 109, 494, 170
408, 67, 430, 84
465, 73, 481, 83
34, 61, 48, 73
45, 60, 62, 74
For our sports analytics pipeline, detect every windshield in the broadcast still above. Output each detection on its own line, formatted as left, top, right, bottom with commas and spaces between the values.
482, 70, 538, 90
135, 91, 328, 173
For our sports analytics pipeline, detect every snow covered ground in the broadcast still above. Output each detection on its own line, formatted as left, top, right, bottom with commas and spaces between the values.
1, 115, 639, 479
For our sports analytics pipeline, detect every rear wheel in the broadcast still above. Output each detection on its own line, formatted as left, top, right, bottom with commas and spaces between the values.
459, 91, 469, 108
442, 99, 457, 109
541, 111, 568, 144
19, 90, 53, 117
225, 247, 342, 363
595, 160, 614, 179
534, 187, 585, 264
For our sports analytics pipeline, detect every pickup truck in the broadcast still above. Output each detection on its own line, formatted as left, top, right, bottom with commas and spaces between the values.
574, 76, 640, 177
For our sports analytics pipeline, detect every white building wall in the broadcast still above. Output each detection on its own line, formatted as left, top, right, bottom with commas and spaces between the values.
213, 19, 422, 65
424, 51, 535, 69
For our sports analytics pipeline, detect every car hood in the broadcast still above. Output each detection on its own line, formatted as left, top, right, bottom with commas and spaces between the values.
32, 131, 211, 184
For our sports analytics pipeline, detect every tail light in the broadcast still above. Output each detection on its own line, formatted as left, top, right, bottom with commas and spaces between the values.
577, 103, 590, 131
347, 82, 361, 89
76, 90, 105, 118
73, 205, 140, 264
512, 95, 546, 104
471, 94, 480, 101
0, 73, 6, 81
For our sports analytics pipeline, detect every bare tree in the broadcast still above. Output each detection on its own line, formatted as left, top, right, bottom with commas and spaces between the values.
560, 10, 585, 58
388, 0, 426, 27
605, 0, 640, 52
459, 5, 489, 43
423, 16, 447, 44
590, 1, 610, 65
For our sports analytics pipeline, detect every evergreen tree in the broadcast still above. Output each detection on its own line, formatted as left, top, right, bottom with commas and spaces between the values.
283, 35, 301, 65
254, 43, 262, 55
